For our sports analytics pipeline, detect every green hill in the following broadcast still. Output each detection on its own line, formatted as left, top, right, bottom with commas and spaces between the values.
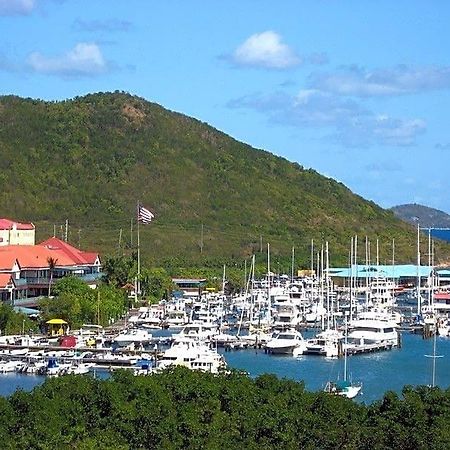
0, 92, 438, 269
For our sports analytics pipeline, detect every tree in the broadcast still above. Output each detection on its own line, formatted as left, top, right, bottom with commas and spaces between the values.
40, 276, 126, 328
0, 304, 38, 335
47, 257, 58, 297
102, 255, 135, 288
140, 267, 174, 304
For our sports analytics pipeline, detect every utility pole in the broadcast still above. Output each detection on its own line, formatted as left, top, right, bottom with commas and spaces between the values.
78, 229, 81, 249
260, 235, 263, 253
64, 219, 69, 242
200, 223, 204, 253
118, 228, 123, 254
130, 218, 133, 248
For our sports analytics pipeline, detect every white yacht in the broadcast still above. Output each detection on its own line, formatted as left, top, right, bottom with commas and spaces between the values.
305, 302, 327, 325
272, 296, 302, 329
172, 321, 218, 343
345, 316, 399, 349
157, 339, 226, 373
113, 328, 152, 347
265, 329, 306, 355
305, 328, 343, 358
129, 306, 164, 329
239, 325, 272, 347
164, 310, 188, 329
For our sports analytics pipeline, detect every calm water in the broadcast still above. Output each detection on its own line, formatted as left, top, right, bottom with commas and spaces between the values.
222, 332, 450, 404
0, 332, 448, 404
431, 229, 450, 243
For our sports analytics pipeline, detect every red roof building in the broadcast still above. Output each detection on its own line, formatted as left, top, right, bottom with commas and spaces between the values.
0, 237, 101, 304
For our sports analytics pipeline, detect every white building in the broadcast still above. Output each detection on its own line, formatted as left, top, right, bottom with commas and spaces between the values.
0, 219, 35, 246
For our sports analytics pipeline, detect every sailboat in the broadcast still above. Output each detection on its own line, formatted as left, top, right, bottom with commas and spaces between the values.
324, 318, 362, 399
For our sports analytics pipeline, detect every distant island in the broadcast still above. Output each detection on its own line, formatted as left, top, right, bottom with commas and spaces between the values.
391, 203, 450, 228
391, 203, 450, 243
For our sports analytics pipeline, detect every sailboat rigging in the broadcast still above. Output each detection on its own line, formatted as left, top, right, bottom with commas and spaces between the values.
324, 319, 362, 399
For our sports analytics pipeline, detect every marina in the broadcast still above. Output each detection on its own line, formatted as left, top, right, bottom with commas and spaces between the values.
0, 331, 448, 405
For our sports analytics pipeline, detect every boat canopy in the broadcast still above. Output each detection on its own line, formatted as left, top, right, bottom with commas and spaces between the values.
336, 380, 351, 390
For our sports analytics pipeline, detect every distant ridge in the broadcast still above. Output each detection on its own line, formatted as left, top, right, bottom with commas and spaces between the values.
0, 92, 444, 266
390, 204, 450, 228
391, 203, 450, 244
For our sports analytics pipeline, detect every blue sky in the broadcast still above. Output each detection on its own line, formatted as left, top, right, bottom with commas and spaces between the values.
1, 0, 450, 213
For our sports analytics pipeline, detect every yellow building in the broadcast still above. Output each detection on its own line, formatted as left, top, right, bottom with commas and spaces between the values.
46, 319, 69, 336
0, 218, 35, 246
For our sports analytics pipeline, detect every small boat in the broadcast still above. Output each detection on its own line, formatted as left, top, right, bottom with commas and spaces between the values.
65, 362, 93, 375
0, 360, 20, 373
45, 358, 63, 376
324, 379, 362, 399
324, 320, 362, 399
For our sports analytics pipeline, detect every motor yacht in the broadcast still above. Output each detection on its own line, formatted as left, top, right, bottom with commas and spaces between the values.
265, 329, 306, 355
113, 328, 152, 347
157, 339, 226, 373
305, 328, 343, 358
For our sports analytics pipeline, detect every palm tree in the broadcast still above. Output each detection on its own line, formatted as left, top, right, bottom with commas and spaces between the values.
47, 257, 58, 297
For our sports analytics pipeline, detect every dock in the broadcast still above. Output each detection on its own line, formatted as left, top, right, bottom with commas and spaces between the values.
345, 342, 394, 355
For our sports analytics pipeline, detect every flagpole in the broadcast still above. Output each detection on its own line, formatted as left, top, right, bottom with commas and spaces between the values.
137, 201, 141, 296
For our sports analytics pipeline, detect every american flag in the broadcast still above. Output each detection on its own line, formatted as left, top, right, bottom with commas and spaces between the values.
138, 205, 154, 224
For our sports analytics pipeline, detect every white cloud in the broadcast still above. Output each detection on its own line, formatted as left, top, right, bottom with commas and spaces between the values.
309, 65, 450, 97
27, 43, 107, 77
0, 0, 35, 15
228, 89, 426, 147
73, 18, 133, 33
371, 116, 426, 146
329, 113, 426, 148
229, 89, 367, 128
231, 31, 301, 69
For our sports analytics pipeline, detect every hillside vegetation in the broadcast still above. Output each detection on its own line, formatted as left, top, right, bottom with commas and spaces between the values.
0, 92, 438, 270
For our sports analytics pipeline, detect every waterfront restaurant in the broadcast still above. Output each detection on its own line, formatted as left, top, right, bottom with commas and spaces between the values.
328, 264, 434, 288
0, 236, 102, 305
172, 278, 207, 299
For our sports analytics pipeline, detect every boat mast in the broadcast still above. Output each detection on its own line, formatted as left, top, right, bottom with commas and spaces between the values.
392, 239, 395, 303
325, 241, 331, 329
267, 243, 271, 326
417, 223, 421, 316
365, 236, 369, 310
343, 318, 348, 382
349, 237, 353, 323
428, 228, 432, 309
320, 244, 325, 330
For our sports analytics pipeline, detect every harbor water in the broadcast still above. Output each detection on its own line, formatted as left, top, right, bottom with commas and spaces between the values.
0, 331, 449, 404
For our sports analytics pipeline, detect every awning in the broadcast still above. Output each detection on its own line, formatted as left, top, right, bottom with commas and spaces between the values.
46, 318, 68, 325
13, 306, 40, 316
